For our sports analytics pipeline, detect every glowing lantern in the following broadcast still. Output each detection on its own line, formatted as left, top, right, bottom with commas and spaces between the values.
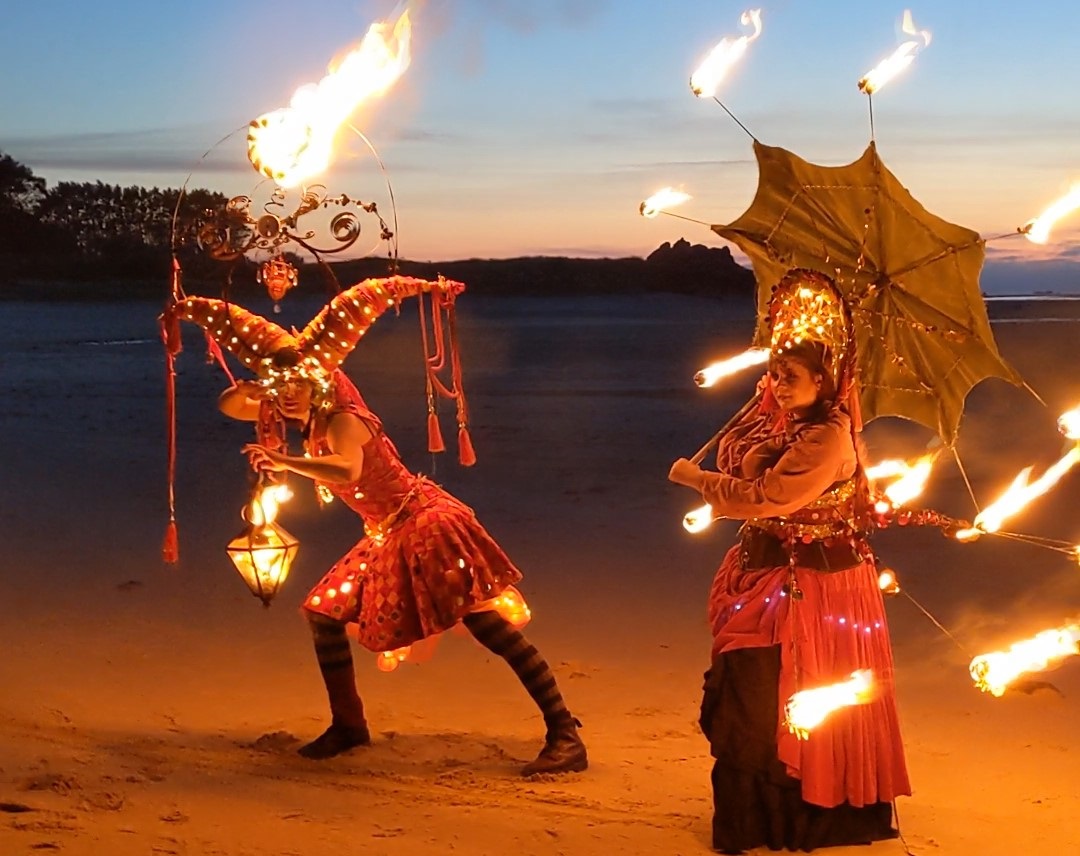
226, 482, 299, 607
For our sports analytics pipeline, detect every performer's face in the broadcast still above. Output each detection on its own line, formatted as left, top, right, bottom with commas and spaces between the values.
769, 357, 822, 416
277, 379, 313, 421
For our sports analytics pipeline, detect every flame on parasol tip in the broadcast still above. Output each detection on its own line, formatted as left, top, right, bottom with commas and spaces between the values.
858, 10, 931, 95
683, 503, 715, 534
784, 670, 874, 740
1058, 405, 1080, 440
689, 9, 763, 98
868, 453, 937, 507
955, 446, 1080, 539
247, 8, 413, 188
640, 188, 692, 218
970, 624, 1080, 696
694, 347, 770, 387
1023, 183, 1080, 244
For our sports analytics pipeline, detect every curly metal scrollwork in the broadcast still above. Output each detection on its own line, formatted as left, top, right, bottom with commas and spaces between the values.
191, 186, 393, 261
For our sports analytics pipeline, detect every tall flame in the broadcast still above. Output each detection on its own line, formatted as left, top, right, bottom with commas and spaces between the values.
247, 9, 413, 187
1023, 182, 1080, 245
640, 187, 692, 219
857, 10, 931, 95
955, 447, 1080, 539
689, 9, 763, 98
248, 483, 293, 527
970, 624, 1080, 696
784, 671, 874, 740
694, 348, 770, 388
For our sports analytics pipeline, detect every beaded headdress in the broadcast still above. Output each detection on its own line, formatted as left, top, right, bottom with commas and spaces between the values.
766, 268, 851, 387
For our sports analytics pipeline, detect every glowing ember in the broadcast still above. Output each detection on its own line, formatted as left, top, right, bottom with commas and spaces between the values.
1058, 406, 1080, 440
694, 348, 770, 388
689, 9, 763, 98
683, 503, 715, 534
970, 624, 1080, 696
857, 10, 931, 95
639, 187, 692, 219
1023, 183, 1080, 244
955, 447, 1080, 539
247, 9, 412, 187
868, 453, 936, 509
784, 670, 874, 740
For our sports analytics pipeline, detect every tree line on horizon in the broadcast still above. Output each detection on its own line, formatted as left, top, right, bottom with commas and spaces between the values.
0, 150, 756, 301
0, 151, 229, 292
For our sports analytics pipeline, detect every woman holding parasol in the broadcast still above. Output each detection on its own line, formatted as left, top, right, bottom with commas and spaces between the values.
668, 269, 909, 852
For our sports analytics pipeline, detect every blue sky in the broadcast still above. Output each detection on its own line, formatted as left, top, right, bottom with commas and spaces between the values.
2, 1, 1078, 290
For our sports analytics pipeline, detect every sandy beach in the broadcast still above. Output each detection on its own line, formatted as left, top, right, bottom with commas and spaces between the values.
1, 292, 1078, 856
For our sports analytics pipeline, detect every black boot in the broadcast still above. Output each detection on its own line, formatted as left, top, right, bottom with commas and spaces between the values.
522, 716, 588, 776
297, 722, 371, 760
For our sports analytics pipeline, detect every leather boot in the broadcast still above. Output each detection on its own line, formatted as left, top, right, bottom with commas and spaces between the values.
522, 716, 588, 776
297, 721, 372, 759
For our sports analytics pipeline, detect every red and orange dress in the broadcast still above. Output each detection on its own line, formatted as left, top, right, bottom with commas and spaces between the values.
297, 374, 522, 653
698, 403, 910, 852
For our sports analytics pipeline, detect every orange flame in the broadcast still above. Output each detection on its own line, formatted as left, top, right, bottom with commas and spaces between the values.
1023, 183, 1080, 244
857, 10, 931, 95
689, 9, 763, 98
877, 568, 901, 595
867, 453, 936, 509
247, 483, 293, 527
970, 624, 1080, 696
1059, 406, 1080, 440
955, 447, 1080, 539
683, 503, 716, 534
694, 348, 770, 388
247, 9, 412, 187
784, 671, 874, 740
639, 187, 692, 219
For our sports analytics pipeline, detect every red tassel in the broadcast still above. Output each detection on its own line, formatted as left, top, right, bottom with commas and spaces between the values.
457, 425, 477, 467
427, 411, 445, 453
162, 519, 179, 564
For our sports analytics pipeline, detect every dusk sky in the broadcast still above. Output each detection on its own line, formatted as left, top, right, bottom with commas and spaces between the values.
2, 0, 1078, 290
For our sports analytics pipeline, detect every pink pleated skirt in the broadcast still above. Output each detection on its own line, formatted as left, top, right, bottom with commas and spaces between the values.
707, 544, 911, 808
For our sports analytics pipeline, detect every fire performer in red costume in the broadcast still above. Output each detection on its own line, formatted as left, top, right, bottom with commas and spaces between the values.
668, 270, 909, 853
168, 275, 587, 775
